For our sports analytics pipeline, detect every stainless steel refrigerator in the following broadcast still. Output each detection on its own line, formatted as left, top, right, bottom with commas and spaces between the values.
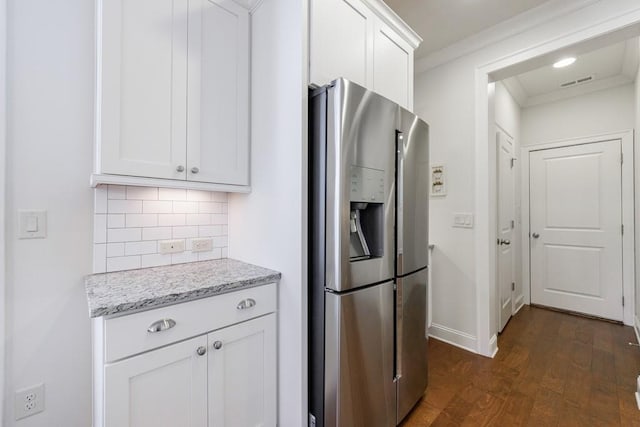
309, 79, 429, 426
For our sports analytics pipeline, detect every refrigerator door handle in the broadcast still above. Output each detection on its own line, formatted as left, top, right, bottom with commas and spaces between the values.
396, 276, 403, 379
396, 131, 404, 275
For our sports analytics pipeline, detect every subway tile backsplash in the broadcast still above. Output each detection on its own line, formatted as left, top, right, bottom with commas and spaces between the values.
93, 185, 228, 273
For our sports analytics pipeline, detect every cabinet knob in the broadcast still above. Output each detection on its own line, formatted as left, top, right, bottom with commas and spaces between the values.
191, 167, 199, 174
213, 341, 223, 350
176, 165, 185, 172
147, 318, 176, 333
532, 233, 540, 239
196, 346, 207, 356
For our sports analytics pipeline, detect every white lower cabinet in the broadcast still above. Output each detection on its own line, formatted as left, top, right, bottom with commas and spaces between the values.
105, 335, 208, 427
208, 314, 276, 427
93, 284, 277, 427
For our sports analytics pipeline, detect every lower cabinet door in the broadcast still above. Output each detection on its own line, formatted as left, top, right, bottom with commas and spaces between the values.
104, 335, 208, 427
208, 314, 277, 427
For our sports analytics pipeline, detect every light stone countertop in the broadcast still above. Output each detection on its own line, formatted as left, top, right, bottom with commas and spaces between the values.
85, 258, 281, 318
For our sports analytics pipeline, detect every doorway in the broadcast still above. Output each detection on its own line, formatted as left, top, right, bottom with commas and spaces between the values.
521, 131, 635, 324
496, 128, 516, 332
529, 139, 623, 321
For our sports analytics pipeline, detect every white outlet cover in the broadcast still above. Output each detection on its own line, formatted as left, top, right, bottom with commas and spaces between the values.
15, 383, 45, 420
191, 238, 213, 252
159, 239, 185, 254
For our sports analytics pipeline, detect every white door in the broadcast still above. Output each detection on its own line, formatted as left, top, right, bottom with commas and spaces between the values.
497, 131, 515, 332
187, 0, 249, 185
208, 314, 276, 427
104, 335, 208, 427
99, 0, 188, 180
529, 140, 623, 321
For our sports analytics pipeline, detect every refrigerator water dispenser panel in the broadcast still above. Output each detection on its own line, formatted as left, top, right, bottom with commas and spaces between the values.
350, 166, 385, 261
350, 165, 385, 202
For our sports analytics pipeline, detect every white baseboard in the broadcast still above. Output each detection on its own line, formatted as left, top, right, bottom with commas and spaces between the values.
428, 323, 478, 354
635, 315, 640, 345
514, 296, 525, 315
489, 334, 498, 358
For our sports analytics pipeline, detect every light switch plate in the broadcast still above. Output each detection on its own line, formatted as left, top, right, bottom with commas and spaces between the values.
452, 212, 473, 229
18, 210, 47, 239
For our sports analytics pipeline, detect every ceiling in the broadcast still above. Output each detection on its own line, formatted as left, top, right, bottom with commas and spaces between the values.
502, 39, 638, 107
385, 0, 550, 58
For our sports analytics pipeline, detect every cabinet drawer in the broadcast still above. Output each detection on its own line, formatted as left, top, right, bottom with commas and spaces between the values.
103, 283, 276, 362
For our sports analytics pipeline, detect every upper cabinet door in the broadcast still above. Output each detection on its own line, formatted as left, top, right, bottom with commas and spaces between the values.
187, 0, 250, 186
309, 0, 374, 88
98, 0, 188, 179
372, 21, 413, 109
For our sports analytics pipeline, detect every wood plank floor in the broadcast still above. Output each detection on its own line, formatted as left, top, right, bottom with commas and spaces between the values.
401, 305, 640, 426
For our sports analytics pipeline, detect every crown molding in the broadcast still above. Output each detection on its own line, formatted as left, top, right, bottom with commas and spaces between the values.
362, 0, 422, 48
415, 0, 600, 74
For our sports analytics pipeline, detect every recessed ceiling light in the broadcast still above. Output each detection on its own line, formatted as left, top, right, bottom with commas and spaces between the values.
553, 57, 576, 68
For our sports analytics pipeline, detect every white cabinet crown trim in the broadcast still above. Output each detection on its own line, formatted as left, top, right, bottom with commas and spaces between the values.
362, 0, 422, 48
90, 173, 251, 193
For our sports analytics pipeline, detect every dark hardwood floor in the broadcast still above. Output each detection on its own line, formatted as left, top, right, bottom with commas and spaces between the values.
401, 305, 640, 426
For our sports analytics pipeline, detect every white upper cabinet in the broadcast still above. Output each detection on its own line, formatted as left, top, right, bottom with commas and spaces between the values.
187, 0, 249, 186
95, 0, 251, 191
309, 0, 374, 88
372, 20, 413, 109
99, 0, 188, 181
309, 0, 421, 110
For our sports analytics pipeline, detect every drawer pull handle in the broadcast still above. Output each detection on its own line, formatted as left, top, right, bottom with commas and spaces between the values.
147, 319, 176, 333
237, 298, 256, 310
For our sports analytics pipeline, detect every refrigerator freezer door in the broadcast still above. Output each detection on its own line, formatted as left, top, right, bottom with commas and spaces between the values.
325, 79, 397, 292
324, 282, 396, 427
396, 268, 428, 423
396, 109, 429, 276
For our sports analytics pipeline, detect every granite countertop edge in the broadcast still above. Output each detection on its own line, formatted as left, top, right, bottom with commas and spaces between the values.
89, 274, 280, 318
85, 259, 281, 318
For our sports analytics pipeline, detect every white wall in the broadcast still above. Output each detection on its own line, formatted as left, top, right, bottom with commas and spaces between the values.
521, 84, 635, 146
635, 43, 640, 334
227, 0, 308, 425
419, 62, 478, 350
494, 82, 523, 313
5, 0, 94, 425
414, 0, 640, 354
1, 0, 6, 421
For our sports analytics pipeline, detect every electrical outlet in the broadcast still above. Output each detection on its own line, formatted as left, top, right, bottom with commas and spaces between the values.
15, 383, 45, 420
159, 239, 185, 254
191, 238, 213, 252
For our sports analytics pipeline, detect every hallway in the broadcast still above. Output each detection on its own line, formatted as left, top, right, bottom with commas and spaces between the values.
401, 306, 640, 426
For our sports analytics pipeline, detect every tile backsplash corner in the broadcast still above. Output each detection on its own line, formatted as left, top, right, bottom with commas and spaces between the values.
92, 185, 229, 273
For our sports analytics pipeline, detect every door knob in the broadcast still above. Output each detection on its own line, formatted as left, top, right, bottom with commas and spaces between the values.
532, 233, 540, 239
191, 167, 199, 174
196, 346, 207, 356
213, 341, 223, 350
499, 239, 511, 245
176, 165, 185, 172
